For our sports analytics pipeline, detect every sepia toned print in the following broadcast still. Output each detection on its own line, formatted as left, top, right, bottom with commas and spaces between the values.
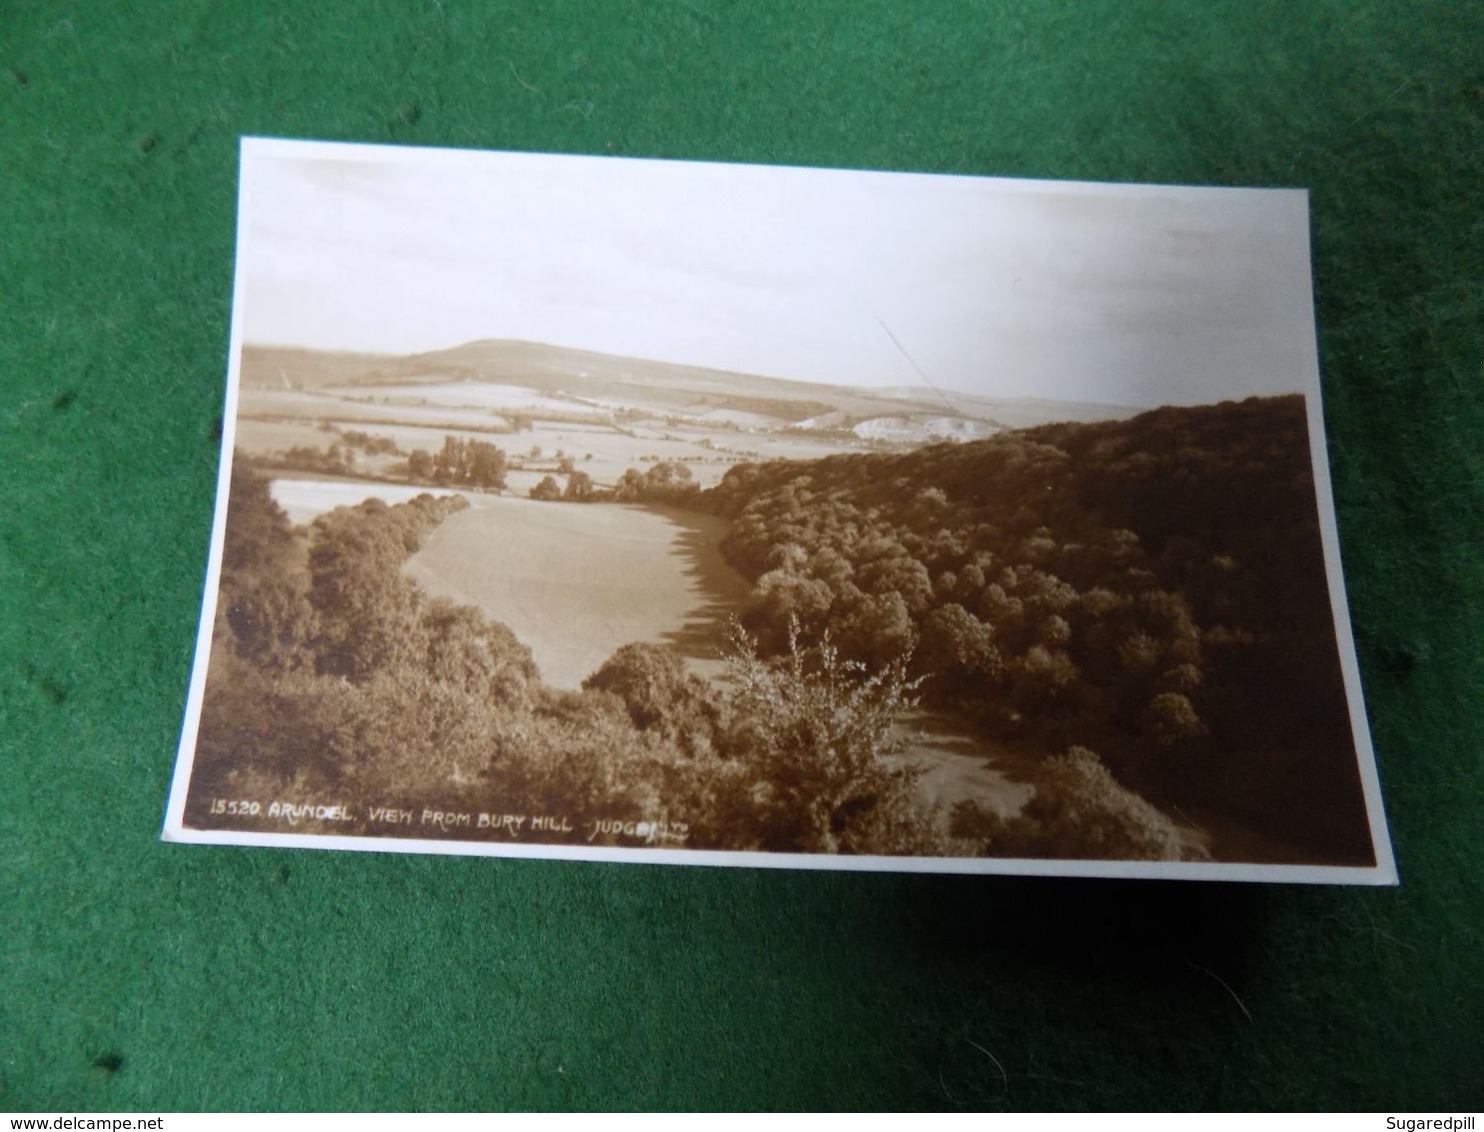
163, 139, 1395, 882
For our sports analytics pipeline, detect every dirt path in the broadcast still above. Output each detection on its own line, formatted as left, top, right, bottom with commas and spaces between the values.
899, 709, 1036, 817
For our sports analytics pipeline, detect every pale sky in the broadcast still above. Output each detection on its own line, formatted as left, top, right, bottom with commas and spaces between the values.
238, 138, 1321, 408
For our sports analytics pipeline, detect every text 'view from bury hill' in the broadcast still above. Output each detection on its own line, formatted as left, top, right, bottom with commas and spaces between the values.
196, 335, 1374, 869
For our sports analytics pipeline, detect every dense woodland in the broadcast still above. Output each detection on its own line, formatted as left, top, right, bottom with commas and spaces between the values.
697, 394, 1371, 862
191, 394, 1372, 864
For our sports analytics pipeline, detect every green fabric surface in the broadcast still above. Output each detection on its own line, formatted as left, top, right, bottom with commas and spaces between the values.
2, 0, 1479, 1111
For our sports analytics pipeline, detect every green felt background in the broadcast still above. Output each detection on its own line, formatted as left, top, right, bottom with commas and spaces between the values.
2, 0, 1480, 1112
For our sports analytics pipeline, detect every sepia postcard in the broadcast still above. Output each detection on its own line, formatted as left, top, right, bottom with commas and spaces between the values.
163, 137, 1397, 883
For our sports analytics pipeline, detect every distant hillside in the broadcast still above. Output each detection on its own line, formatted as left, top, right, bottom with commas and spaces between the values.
875, 387, 1142, 429
239, 347, 394, 390
379, 338, 949, 422
239, 339, 1129, 431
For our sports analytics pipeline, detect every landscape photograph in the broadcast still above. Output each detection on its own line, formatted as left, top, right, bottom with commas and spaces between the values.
166, 140, 1393, 878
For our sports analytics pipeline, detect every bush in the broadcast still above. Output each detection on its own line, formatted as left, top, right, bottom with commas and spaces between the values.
582, 642, 721, 755
1144, 691, 1206, 745
954, 746, 1201, 861
717, 617, 940, 854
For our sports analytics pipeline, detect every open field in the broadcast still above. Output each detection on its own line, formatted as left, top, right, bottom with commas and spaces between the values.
402, 494, 752, 689
241, 388, 513, 432
235, 418, 340, 452
335, 381, 589, 416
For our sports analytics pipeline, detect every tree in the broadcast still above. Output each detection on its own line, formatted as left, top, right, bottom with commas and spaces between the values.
719, 618, 933, 854
584, 643, 707, 732
856, 554, 933, 613
611, 468, 646, 502
433, 436, 464, 485
303, 496, 467, 679
917, 603, 1002, 692
467, 441, 508, 490
420, 599, 539, 705
1008, 644, 1079, 708
407, 449, 433, 480
563, 470, 595, 501
643, 461, 701, 504
1144, 691, 1205, 745
835, 590, 916, 669
743, 569, 835, 650
530, 475, 562, 501
217, 459, 314, 670
645, 460, 693, 487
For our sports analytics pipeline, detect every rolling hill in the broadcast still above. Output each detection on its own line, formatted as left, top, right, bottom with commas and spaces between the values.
240, 339, 1137, 432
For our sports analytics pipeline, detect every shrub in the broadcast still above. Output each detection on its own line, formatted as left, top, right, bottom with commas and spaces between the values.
718, 616, 939, 854
582, 641, 720, 754
955, 746, 1201, 861
1144, 691, 1206, 745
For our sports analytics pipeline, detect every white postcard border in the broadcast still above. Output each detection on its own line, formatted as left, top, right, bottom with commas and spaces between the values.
162, 136, 1398, 885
